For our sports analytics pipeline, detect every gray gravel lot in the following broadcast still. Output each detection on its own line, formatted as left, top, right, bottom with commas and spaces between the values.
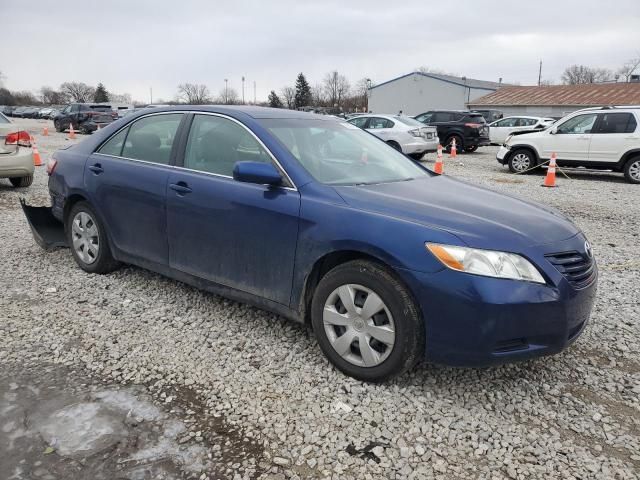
1, 118, 639, 479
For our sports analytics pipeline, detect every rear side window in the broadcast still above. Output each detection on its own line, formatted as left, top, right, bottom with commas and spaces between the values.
348, 117, 368, 128
121, 114, 183, 164
596, 113, 637, 134
184, 114, 272, 177
98, 128, 128, 156
368, 117, 393, 129
495, 118, 517, 127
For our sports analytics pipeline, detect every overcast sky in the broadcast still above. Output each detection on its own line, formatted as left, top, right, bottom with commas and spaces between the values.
1, 0, 639, 103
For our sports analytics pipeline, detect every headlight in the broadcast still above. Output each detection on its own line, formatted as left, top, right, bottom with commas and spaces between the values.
426, 243, 545, 284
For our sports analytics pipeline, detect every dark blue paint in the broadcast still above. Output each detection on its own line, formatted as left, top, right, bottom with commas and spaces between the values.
48, 106, 597, 367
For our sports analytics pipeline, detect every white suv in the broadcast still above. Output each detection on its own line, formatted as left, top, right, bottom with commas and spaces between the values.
496, 106, 640, 183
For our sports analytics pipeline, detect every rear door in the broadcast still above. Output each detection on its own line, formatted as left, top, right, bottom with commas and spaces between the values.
588, 112, 639, 163
541, 113, 597, 161
86, 112, 184, 265
166, 113, 300, 305
365, 117, 395, 141
490, 117, 518, 144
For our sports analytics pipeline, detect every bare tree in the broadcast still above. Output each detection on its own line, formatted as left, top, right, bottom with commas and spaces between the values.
109, 92, 133, 103
323, 71, 350, 108
60, 82, 95, 103
280, 86, 296, 109
217, 86, 239, 105
177, 83, 211, 104
418, 66, 460, 77
310, 83, 325, 106
539, 79, 555, 86
40, 86, 68, 104
561, 65, 614, 84
618, 54, 640, 82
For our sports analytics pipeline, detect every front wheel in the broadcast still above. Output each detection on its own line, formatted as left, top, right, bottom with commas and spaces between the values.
66, 201, 120, 274
623, 157, 640, 184
311, 260, 425, 382
508, 149, 536, 173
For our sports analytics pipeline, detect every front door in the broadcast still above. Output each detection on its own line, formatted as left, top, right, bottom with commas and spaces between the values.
166, 113, 301, 305
541, 113, 597, 161
86, 113, 184, 265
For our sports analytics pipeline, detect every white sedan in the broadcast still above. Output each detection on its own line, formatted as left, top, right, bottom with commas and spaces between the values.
489, 116, 555, 145
0, 112, 34, 187
347, 114, 439, 158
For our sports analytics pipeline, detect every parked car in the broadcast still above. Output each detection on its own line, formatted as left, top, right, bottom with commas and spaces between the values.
2, 106, 16, 116
471, 109, 504, 123
497, 106, 640, 183
54, 103, 116, 134
0, 112, 34, 187
23, 107, 42, 119
11, 106, 29, 118
38, 107, 54, 118
414, 110, 490, 152
24, 106, 597, 382
347, 114, 439, 158
489, 116, 556, 145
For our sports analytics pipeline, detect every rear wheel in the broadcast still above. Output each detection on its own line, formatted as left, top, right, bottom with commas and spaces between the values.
508, 148, 536, 173
623, 156, 640, 184
66, 201, 119, 274
311, 260, 425, 382
445, 134, 463, 153
386, 140, 402, 152
9, 175, 33, 188
464, 145, 478, 153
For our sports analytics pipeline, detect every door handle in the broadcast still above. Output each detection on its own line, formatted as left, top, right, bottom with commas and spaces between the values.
88, 163, 104, 174
169, 182, 192, 195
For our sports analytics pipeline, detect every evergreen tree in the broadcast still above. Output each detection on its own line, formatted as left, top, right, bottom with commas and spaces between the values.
268, 90, 283, 108
94, 83, 109, 103
294, 73, 312, 109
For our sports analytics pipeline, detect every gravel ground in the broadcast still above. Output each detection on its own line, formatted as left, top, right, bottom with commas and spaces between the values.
1, 118, 639, 479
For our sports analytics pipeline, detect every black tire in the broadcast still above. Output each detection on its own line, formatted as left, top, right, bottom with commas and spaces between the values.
464, 145, 478, 153
445, 134, 463, 153
507, 148, 537, 174
311, 260, 425, 383
66, 201, 120, 274
9, 175, 33, 188
409, 152, 425, 160
623, 156, 640, 184
54, 120, 63, 133
79, 124, 90, 135
387, 140, 402, 152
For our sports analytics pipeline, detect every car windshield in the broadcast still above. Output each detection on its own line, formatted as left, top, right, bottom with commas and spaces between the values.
261, 119, 428, 186
394, 116, 425, 127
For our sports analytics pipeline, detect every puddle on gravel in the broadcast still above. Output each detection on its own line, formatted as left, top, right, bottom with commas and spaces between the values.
0, 366, 217, 479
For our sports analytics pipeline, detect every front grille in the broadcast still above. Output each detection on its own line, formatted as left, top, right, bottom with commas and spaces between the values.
545, 251, 596, 289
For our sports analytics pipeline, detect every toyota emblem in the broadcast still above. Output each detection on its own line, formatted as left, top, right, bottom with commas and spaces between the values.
585, 241, 593, 258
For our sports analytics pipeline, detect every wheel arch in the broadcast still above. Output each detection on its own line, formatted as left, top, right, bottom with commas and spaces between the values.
507, 144, 540, 165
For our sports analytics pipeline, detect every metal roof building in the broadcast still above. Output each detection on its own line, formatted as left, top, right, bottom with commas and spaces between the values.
467, 82, 640, 118
367, 71, 503, 115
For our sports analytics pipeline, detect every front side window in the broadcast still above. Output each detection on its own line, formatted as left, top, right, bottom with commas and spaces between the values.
556, 114, 597, 134
263, 119, 428, 186
595, 113, 637, 134
348, 117, 368, 128
120, 113, 183, 164
184, 114, 272, 177
368, 117, 393, 129
495, 118, 517, 127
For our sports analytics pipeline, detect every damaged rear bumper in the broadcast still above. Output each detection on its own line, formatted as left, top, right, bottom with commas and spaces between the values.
20, 198, 67, 250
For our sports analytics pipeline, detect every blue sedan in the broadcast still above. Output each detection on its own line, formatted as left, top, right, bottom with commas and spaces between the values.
28, 106, 597, 382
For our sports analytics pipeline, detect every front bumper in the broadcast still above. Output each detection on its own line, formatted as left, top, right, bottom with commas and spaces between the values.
496, 145, 510, 164
0, 148, 34, 178
398, 234, 597, 367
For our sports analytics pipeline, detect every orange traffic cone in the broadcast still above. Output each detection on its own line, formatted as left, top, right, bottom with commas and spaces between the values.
449, 138, 457, 159
434, 144, 444, 174
33, 144, 43, 166
42, 126, 49, 136
542, 153, 558, 187
68, 123, 76, 140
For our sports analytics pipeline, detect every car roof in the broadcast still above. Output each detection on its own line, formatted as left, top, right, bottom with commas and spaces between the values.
130, 105, 338, 121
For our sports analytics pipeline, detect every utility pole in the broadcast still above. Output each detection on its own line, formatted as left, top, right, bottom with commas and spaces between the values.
253, 81, 256, 104
538, 60, 543, 86
242, 76, 245, 104
224, 78, 228, 104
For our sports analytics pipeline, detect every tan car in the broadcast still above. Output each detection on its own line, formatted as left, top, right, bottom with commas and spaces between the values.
0, 112, 34, 187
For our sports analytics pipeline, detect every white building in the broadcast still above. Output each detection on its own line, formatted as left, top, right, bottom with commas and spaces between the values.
368, 72, 503, 115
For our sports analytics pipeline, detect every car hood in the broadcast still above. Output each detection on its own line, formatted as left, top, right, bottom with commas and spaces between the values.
332, 175, 579, 250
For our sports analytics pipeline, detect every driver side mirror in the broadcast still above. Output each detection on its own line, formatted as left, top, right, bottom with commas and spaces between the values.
549, 126, 558, 134
233, 161, 282, 186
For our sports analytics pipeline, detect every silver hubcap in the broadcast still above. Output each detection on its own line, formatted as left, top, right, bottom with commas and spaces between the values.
511, 153, 531, 171
629, 160, 640, 180
72, 212, 99, 264
323, 284, 395, 367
